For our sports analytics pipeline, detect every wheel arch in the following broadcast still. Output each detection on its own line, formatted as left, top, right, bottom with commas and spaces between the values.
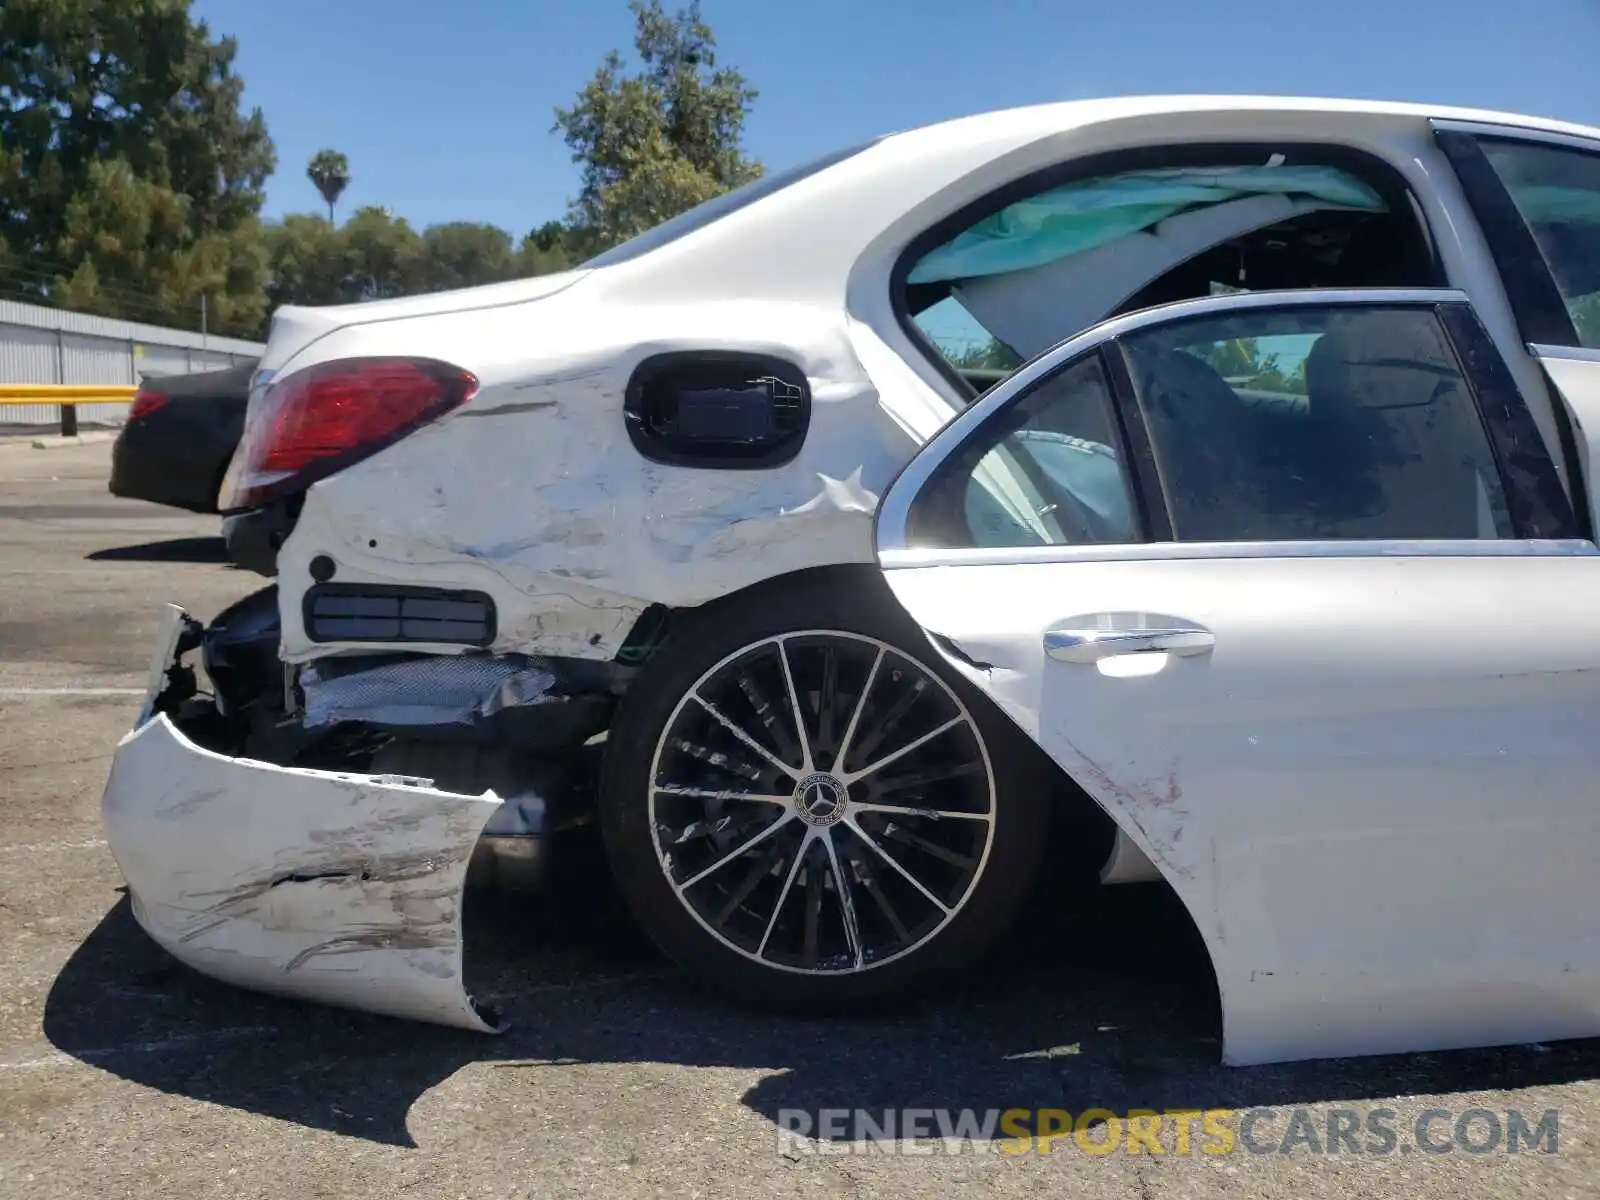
641, 564, 1221, 1031
613, 561, 1123, 888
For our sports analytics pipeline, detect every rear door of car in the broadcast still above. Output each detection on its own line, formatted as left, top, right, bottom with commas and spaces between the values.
873, 286, 1600, 1067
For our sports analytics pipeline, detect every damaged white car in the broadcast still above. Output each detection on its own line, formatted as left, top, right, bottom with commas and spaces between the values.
102, 95, 1600, 1066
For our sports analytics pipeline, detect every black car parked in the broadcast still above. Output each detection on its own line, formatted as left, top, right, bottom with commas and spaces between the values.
109, 360, 257, 514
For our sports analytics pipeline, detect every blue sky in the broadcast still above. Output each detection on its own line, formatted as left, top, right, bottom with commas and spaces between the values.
193, 0, 1600, 237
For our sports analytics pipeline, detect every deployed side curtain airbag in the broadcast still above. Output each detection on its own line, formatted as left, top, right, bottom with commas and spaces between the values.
954, 193, 1336, 359
908, 165, 1387, 285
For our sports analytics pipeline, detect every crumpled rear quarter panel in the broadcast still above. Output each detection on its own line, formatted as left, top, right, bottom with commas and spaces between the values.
101, 715, 503, 1032
271, 301, 927, 663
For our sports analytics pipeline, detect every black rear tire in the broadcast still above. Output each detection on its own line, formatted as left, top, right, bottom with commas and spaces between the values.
597, 567, 1051, 1011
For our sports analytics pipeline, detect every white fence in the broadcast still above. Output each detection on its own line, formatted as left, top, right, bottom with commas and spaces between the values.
0, 299, 264, 426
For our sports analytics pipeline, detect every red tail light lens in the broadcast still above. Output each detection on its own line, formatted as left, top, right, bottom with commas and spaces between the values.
220, 357, 477, 512
128, 388, 171, 421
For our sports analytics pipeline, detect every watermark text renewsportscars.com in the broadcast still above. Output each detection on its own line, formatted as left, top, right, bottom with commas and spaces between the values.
775, 1106, 1561, 1157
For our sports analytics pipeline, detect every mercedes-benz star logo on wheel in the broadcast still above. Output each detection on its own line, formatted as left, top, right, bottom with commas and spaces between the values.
795, 772, 847, 826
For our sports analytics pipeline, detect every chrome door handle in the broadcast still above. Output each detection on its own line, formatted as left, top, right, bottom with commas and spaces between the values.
1044, 626, 1215, 663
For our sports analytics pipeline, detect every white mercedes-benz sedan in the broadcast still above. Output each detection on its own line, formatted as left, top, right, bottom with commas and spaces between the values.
101, 94, 1600, 1067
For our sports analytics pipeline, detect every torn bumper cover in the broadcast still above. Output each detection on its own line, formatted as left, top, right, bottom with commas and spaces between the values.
103, 714, 504, 1031
98, 606, 510, 1032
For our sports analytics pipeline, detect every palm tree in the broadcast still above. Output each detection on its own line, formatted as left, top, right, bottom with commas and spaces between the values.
306, 150, 352, 223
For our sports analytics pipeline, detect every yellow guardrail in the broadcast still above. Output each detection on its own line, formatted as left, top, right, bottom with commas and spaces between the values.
0, 384, 138, 435
0, 385, 139, 400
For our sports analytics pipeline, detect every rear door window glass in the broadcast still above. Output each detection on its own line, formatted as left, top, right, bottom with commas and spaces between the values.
907, 355, 1138, 549
1122, 306, 1514, 542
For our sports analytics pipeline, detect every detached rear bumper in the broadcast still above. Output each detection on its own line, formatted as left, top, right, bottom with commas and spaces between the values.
101, 626, 508, 1031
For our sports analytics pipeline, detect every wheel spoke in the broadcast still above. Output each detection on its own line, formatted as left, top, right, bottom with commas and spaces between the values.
662, 803, 787, 851
677, 812, 795, 891
842, 715, 965, 783
666, 810, 773, 848
842, 818, 951, 915
822, 831, 863, 969
868, 759, 987, 797
857, 857, 912, 943
757, 829, 813, 957
878, 822, 981, 870
735, 665, 799, 765
851, 801, 991, 822
670, 736, 764, 783
776, 637, 813, 773
693, 693, 799, 780
715, 839, 790, 928
801, 860, 824, 967
655, 784, 791, 805
815, 645, 839, 766
833, 646, 883, 774
847, 676, 927, 769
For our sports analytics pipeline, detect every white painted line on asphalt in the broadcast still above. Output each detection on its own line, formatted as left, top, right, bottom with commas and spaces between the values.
0, 838, 108, 853
0, 688, 144, 697
0, 568, 195, 575
0, 1026, 278, 1072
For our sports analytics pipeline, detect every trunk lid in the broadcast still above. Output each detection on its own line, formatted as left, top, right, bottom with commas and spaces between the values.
253, 268, 593, 378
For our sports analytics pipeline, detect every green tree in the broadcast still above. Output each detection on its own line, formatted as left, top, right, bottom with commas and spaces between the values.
57, 157, 269, 333
515, 219, 583, 276
0, 0, 275, 333
950, 339, 1022, 372
553, 0, 761, 250
262, 212, 347, 311
1189, 337, 1311, 395
263, 211, 546, 316
306, 149, 350, 223
340, 204, 424, 301
418, 221, 516, 291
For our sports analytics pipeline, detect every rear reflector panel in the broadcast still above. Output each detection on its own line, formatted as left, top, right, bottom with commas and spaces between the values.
303, 584, 497, 646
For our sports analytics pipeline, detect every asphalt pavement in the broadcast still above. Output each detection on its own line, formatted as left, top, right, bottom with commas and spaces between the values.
0, 440, 1596, 1199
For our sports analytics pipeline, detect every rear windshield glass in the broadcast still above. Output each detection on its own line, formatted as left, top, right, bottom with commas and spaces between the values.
582, 138, 884, 269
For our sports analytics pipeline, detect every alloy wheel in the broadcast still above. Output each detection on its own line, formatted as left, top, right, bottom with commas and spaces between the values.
647, 631, 997, 974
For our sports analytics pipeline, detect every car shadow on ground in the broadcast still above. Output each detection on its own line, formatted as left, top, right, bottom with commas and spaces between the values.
86, 537, 231, 565
43, 832, 1600, 1149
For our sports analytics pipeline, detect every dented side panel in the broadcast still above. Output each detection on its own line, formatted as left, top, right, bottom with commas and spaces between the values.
269, 301, 926, 663
885, 553, 1600, 1066
102, 715, 503, 1032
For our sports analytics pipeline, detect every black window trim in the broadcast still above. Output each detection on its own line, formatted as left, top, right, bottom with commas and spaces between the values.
1435, 301, 1582, 540
1431, 126, 1582, 348
877, 288, 1576, 559
890, 140, 1447, 404
1100, 342, 1172, 542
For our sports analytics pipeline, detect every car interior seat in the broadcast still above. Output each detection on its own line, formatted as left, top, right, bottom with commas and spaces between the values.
1301, 314, 1496, 539
1126, 345, 1284, 541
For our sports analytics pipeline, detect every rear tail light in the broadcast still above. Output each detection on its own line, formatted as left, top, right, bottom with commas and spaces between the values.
219, 357, 478, 511
128, 388, 171, 421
